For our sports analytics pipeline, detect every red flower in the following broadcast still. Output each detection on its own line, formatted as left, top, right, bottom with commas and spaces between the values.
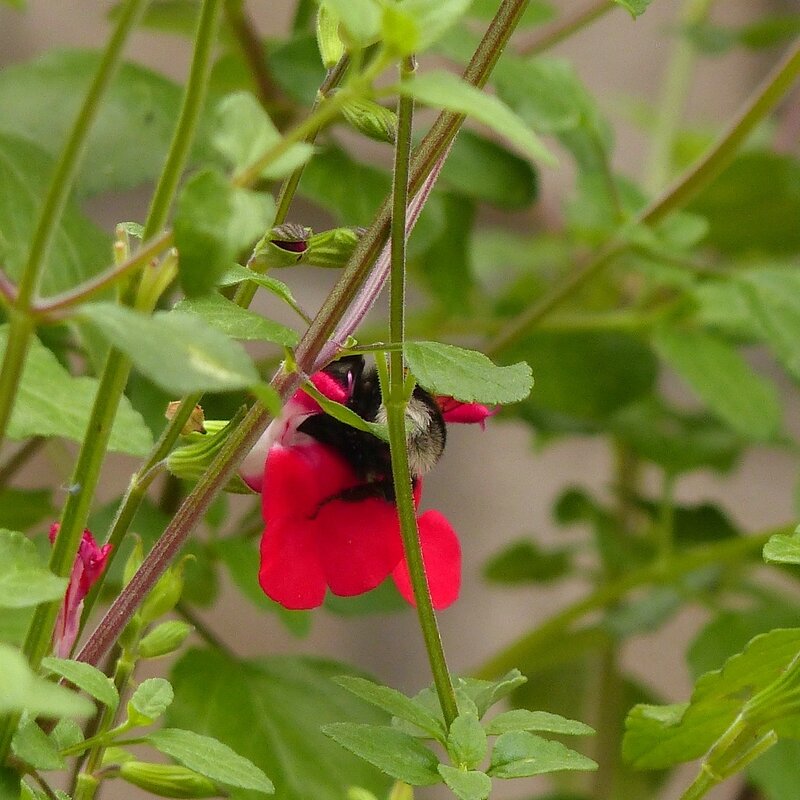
48, 524, 112, 658
241, 364, 485, 612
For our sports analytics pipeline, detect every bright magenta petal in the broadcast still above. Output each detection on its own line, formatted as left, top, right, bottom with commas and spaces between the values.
392, 510, 461, 610
316, 497, 404, 597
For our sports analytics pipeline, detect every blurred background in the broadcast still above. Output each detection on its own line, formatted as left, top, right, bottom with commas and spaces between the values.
1, 1, 798, 798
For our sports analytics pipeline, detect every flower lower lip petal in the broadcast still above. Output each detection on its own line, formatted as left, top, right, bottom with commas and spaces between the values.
315, 497, 404, 597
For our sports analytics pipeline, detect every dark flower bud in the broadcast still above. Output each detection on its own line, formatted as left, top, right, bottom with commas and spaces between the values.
251, 223, 312, 269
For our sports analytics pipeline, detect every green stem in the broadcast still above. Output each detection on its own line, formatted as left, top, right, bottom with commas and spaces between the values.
233, 53, 350, 311
645, 0, 715, 193
17, 0, 146, 306
589, 646, 622, 799
223, 0, 290, 117
486, 37, 800, 356
33, 231, 173, 317
473, 528, 781, 679
0, 0, 146, 452
24, 352, 133, 668
0, 312, 35, 451
80, 395, 199, 628
386, 55, 458, 728
74, 634, 140, 800
142, 0, 224, 240
657, 472, 677, 564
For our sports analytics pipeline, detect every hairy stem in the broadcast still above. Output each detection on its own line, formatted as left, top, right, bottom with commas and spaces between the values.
387, 55, 459, 728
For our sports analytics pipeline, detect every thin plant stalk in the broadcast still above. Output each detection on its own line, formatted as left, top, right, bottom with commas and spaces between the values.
0, 0, 148, 451
385, 55, 459, 728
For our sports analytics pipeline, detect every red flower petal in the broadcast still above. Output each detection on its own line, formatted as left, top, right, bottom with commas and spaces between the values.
316, 497, 404, 597
392, 510, 461, 610
259, 517, 327, 610
436, 397, 495, 427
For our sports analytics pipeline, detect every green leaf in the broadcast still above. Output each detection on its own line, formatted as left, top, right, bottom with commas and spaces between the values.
653, 327, 781, 442
457, 672, 528, 720
0, 529, 66, 608
41, 658, 119, 710
168, 649, 392, 800
322, 723, 441, 786
448, 713, 487, 769
0, 489, 54, 532
489, 731, 597, 777
0, 644, 95, 717
174, 168, 275, 296
49, 718, 84, 753
333, 676, 445, 741
404, 341, 532, 404
78, 304, 260, 394
613, 0, 653, 17
173, 294, 298, 345
493, 55, 609, 175
400, 71, 555, 165
688, 603, 800, 680
412, 194, 475, 313
128, 678, 174, 726
219, 264, 304, 314
147, 728, 274, 793
623, 628, 800, 769
689, 152, 800, 255
737, 268, 800, 382
439, 130, 537, 209
0, 50, 198, 195
610, 398, 741, 475
394, 0, 473, 51
212, 91, 312, 179
485, 710, 594, 737
436, 765, 491, 800
0, 134, 111, 297
0, 326, 152, 455
507, 331, 656, 428
12, 717, 64, 770
322, 0, 381, 43
764, 530, 800, 566
483, 539, 571, 584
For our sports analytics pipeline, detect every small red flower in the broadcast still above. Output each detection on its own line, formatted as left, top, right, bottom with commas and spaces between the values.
242, 365, 484, 612
436, 397, 495, 428
48, 524, 112, 657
